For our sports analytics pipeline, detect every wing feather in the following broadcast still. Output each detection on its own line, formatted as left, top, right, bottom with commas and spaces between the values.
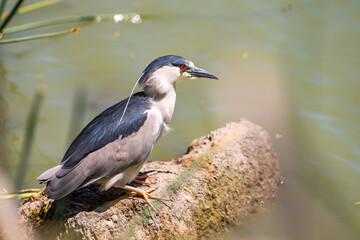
57, 92, 150, 177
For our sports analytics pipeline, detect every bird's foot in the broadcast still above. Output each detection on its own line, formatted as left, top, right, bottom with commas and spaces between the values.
126, 187, 156, 195
131, 179, 151, 185
114, 185, 169, 214
131, 171, 159, 186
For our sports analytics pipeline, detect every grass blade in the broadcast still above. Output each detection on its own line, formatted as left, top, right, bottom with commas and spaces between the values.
0, 27, 79, 44
17, 0, 62, 14
0, 0, 6, 21
3, 13, 160, 35
1, 0, 62, 20
0, 0, 24, 33
14, 85, 46, 190
3, 15, 95, 34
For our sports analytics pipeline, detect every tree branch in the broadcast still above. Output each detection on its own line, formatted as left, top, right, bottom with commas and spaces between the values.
17, 119, 282, 239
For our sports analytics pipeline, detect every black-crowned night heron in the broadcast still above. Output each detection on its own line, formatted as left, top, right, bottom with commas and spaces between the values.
37, 55, 218, 212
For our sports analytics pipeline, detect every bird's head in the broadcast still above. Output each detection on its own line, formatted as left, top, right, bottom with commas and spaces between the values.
139, 55, 218, 97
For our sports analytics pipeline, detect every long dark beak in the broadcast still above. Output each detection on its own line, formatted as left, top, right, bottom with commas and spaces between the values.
187, 67, 219, 80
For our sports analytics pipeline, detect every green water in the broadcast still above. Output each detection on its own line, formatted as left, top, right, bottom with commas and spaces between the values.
1, 0, 360, 239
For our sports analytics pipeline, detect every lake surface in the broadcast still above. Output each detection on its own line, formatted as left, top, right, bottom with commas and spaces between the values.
1, 0, 359, 239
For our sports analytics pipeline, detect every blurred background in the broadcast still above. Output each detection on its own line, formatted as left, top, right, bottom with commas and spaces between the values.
0, 0, 359, 239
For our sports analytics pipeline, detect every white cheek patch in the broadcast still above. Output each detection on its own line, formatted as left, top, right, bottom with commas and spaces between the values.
183, 72, 191, 78
178, 72, 195, 82
152, 66, 180, 80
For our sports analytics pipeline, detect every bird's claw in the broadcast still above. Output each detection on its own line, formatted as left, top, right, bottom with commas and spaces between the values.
115, 185, 169, 214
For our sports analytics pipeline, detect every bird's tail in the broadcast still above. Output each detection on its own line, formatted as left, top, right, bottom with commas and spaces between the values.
37, 165, 61, 183
37, 165, 88, 199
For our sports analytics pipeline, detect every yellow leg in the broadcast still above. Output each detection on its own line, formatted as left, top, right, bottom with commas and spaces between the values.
135, 171, 158, 180
131, 179, 151, 185
114, 185, 169, 213
131, 171, 159, 186
126, 187, 156, 195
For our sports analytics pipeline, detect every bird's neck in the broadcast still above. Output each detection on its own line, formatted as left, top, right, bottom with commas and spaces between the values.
148, 87, 176, 124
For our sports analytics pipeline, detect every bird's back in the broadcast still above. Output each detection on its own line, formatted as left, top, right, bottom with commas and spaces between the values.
37, 92, 164, 199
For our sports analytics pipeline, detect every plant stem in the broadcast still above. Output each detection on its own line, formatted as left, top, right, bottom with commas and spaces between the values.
0, 0, 7, 21
17, 0, 62, 15
0, 27, 79, 44
3, 13, 160, 35
3, 15, 96, 34
14, 85, 46, 190
0, 0, 24, 33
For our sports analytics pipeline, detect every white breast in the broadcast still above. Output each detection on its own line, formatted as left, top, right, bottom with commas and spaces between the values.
99, 89, 177, 190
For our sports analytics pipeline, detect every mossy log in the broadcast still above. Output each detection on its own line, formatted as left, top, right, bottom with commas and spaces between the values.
18, 119, 281, 239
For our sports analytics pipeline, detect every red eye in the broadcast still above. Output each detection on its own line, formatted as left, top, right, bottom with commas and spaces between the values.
180, 64, 187, 71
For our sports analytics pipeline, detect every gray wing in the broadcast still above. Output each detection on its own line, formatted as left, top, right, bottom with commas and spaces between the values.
38, 92, 163, 199
58, 91, 150, 177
